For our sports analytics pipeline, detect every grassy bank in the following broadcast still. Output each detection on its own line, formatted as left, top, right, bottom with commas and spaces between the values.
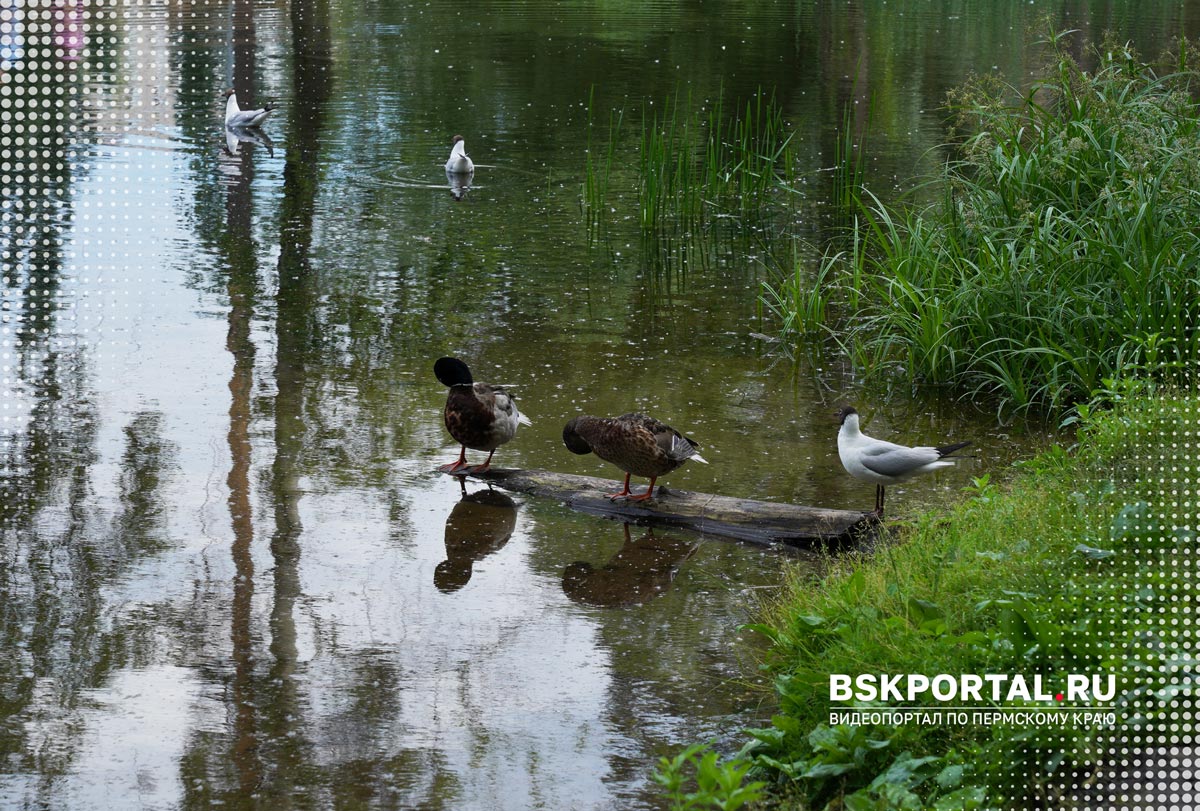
714, 390, 1196, 809
652, 30, 1200, 811
766, 33, 1200, 416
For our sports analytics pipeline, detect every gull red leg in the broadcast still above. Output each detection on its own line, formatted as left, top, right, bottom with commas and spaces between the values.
606, 472, 633, 500
438, 445, 470, 474
625, 477, 657, 502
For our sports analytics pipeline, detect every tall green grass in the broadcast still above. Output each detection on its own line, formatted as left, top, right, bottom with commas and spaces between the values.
831, 99, 869, 229
760, 98, 870, 350
760, 242, 835, 340
583, 86, 624, 231
584, 87, 796, 234
767, 33, 1200, 416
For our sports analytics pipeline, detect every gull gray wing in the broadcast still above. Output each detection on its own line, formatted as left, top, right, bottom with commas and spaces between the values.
228, 108, 272, 128
858, 443, 942, 478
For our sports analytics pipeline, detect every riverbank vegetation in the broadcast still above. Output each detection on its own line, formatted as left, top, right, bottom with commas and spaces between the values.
654, 30, 1200, 811
766, 33, 1200, 417
652, 389, 1193, 809
737, 388, 1196, 808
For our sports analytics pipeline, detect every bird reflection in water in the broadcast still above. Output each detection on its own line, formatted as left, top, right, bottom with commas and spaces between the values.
562, 523, 697, 607
434, 482, 518, 593
223, 125, 275, 160
446, 168, 473, 201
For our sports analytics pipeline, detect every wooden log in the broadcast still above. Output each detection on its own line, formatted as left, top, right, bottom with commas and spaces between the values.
463, 467, 876, 548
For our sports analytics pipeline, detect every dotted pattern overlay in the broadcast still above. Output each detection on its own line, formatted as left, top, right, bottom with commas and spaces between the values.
1, 0, 183, 517
3, 1, 74, 535
1, 2, 1196, 809
1098, 398, 1198, 810
1040, 396, 1199, 810
2, 0, 82, 447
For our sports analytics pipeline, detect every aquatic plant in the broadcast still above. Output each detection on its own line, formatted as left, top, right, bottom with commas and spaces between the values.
768, 32, 1200, 416
583, 85, 624, 230
584, 87, 796, 234
706, 89, 796, 217
759, 242, 834, 340
831, 97, 869, 230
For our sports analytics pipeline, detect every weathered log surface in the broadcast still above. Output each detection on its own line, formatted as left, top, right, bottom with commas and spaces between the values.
464, 467, 875, 547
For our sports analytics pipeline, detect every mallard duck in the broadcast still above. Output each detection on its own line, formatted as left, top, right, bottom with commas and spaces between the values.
562, 412, 707, 501
435, 357, 530, 474
444, 135, 474, 174
835, 406, 971, 516
223, 89, 274, 129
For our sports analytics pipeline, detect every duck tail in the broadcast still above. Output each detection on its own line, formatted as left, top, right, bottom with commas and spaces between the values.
669, 433, 706, 463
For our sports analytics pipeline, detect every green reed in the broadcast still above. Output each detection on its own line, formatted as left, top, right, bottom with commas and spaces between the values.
767, 32, 1200, 417
586, 86, 794, 234
583, 86, 624, 229
831, 99, 868, 228
760, 241, 833, 340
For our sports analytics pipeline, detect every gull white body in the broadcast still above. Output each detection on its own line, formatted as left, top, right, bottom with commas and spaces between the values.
224, 90, 273, 129
836, 407, 970, 515
445, 136, 474, 174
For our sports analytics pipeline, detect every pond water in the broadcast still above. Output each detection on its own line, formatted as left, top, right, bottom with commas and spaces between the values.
3, 1, 1199, 808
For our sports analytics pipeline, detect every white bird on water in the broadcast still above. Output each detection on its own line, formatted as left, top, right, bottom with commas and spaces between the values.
445, 135, 474, 174
223, 89, 274, 129
836, 406, 971, 517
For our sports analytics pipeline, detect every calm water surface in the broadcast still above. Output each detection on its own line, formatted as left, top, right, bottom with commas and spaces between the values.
4, 1, 1199, 808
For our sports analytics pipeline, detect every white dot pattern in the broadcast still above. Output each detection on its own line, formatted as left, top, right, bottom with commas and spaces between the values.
1, 1, 1196, 807
2, 0, 83, 459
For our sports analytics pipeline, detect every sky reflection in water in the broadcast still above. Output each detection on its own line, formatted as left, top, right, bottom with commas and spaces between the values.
4, 0, 1199, 807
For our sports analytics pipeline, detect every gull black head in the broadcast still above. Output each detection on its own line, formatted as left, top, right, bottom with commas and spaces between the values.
451, 134, 464, 146
223, 88, 236, 98
562, 417, 593, 455
434, 357, 473, 387
834, 405, 858, 425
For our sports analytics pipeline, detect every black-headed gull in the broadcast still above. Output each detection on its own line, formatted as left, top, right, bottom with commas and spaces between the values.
836, 406, 971, 517
445, 135, 474, 174
223, 89, 274, 129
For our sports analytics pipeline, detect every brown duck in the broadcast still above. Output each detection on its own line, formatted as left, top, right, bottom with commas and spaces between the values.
562, 412, 708, 501
435, 357, 531, 474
